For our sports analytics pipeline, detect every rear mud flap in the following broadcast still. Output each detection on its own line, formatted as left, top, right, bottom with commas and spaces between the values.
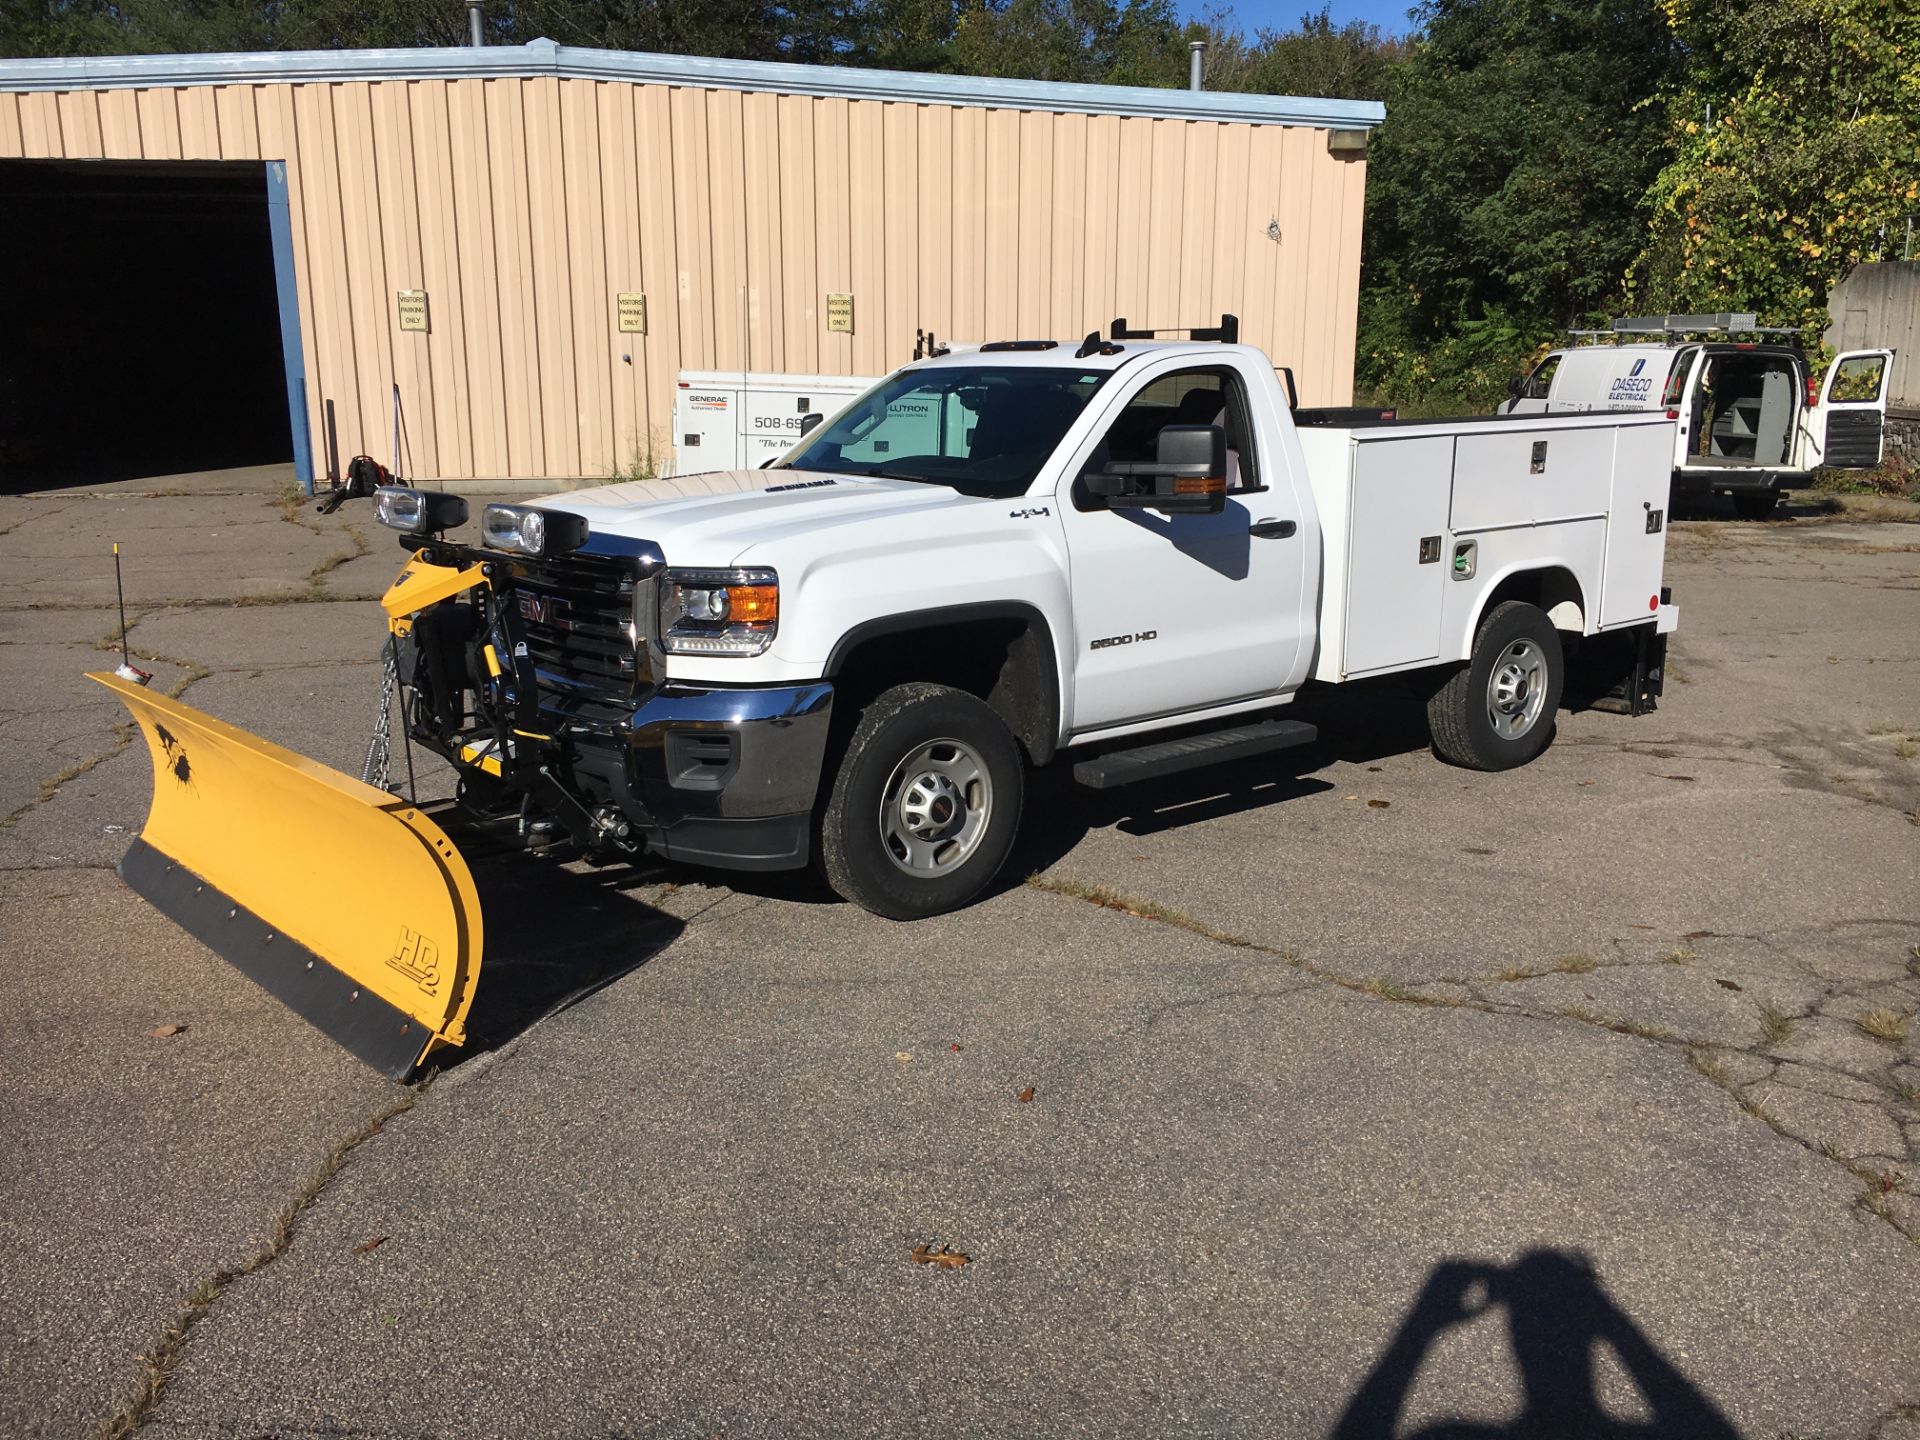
92, 672, 483, 1079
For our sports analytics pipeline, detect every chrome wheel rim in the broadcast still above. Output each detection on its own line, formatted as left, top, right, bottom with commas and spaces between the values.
1487, 637, 1549, 741
879, 737, 992, 876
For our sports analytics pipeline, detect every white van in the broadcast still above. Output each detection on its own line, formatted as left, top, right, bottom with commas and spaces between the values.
1503, 315, 1895, 517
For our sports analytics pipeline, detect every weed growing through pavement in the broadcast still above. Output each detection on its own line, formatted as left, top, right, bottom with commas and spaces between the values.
1760, 1008, 1794, 1046
1664, 948, 1697, 965
1857, 1008, 1912, 1045
1553, 955, 1598, 974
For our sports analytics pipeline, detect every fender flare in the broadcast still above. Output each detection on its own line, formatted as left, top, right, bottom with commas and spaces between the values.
824, 602, 1064, 764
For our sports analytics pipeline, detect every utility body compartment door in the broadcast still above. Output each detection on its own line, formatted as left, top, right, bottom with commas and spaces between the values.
1597, 419, 1674, 627
1340, 436, 1450, 674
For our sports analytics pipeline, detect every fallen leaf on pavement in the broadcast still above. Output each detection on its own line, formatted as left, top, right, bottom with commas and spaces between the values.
1578, 779, 1595, 787
911, 1244, 971, 1269
1662, 774, 1696, 782
895, 1051, 913, 1063
1716, 978, 1743, 992
1366, 799, 1390, 809
950, 1043, 962, 1052
148, 1024, 187, 1039
352, 1236, 387, 1256
1016, 1086, 1035, 1103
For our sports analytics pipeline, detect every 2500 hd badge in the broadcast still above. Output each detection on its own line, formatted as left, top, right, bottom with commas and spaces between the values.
1090, 630, 1158, 650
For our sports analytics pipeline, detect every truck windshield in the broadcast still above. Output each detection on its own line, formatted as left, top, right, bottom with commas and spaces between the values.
776, 365, 1111, 497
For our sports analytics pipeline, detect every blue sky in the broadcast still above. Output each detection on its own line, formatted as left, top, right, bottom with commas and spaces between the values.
1181, 0, 1420, 37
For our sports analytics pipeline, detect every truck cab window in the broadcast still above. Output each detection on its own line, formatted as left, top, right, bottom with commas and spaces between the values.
1523, 356, 1561, 400
1079, 366, 1260, 508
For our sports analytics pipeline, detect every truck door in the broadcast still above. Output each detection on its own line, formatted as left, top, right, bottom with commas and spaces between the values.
1802, 349, 1896, 470
1054, 358, 1308, 733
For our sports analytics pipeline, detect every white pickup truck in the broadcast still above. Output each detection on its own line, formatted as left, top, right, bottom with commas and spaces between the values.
375, 326, 1679, 919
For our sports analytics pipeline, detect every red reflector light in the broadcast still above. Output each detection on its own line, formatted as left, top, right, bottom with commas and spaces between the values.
1665, 408, 1680, 420
1649, 595, 1659, 612
1805, 376, 1819, 407
678, 381, 690, 388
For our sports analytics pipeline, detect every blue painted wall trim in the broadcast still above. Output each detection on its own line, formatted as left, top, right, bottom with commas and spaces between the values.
0, 39, 1384, 129
263, 160, 313, 494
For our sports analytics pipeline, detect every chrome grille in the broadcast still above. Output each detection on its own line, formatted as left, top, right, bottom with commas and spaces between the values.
506, 554, 641, 697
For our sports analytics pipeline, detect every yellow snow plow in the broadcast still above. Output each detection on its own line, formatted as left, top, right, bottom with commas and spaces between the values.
93, 669, 484, 1079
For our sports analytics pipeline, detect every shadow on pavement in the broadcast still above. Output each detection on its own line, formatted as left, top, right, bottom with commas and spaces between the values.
435, 810, 687, 1060
1332, 1250, 1741, 1440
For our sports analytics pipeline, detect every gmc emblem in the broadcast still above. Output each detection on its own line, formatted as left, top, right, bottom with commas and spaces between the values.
517, 593, 566, 629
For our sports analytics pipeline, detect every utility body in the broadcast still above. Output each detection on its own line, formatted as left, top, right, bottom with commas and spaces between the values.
96, 321, 1681, 1077
1502, 313, 1896, 518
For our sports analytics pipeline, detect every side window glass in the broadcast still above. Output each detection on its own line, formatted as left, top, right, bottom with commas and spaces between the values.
1661, 348, 1698, 407
1830, 354, 1886, 403
1524, 356, 1561, 400
1084, 366, 1259, 502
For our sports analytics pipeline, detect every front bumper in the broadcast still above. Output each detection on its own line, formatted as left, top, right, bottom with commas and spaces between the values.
566, 682, 834, 871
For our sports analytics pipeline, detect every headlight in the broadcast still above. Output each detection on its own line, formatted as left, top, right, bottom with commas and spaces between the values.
374, 486, 468, 535
481, 504, 589, 556
658, 568, 778, 656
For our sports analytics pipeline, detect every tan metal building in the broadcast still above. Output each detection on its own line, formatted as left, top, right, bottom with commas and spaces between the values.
0, 41, 1380, 488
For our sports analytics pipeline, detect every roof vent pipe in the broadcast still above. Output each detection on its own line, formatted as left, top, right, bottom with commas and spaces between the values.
467, 1, 485, 46
1188, 39, 1206, 91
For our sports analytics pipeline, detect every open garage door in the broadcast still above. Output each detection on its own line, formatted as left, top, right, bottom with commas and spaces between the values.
0, 160, 300, 492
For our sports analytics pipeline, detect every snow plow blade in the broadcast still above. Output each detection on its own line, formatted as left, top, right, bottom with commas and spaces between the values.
92, 671, 482, 1080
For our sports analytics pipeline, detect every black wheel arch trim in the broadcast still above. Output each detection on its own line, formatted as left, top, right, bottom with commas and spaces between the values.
823, 602, 1063, 765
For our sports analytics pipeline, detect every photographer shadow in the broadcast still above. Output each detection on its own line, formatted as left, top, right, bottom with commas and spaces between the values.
1333, 1250, 1740, 1440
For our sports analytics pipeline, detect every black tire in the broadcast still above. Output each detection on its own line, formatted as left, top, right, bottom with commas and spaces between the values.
1427, 601, 1565, 771
1731, 490, 1778, 520
817, 682, 1025, 920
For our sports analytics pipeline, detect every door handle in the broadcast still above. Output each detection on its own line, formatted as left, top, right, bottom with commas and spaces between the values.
1249, 518, 1297, 539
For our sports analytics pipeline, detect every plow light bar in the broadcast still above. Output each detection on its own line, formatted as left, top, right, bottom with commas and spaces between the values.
374, 486, 469, 536
482, 503, 590, 557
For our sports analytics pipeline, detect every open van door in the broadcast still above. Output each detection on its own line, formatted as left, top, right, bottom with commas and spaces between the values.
1803, 348, 1895, 470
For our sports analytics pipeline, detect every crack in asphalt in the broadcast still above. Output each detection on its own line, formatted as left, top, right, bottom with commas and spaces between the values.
89, 1083, 427, 1439
1027, 876, 1920, 1249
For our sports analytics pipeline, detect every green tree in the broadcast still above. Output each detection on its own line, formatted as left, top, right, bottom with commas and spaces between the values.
1629, 0, 1920, 337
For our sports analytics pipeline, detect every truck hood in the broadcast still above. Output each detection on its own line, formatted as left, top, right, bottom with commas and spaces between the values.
540, 469, 979, 565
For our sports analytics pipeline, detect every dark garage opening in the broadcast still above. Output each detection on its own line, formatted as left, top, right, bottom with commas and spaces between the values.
0, 159, 294, 492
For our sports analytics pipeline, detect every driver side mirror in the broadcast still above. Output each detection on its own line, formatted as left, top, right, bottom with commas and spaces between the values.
800, 412, 825, 436
1087, 424, 1228, 516
1508, 376, 1526, 402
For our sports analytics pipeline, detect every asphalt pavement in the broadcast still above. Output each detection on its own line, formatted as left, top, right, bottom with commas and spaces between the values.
1, 478, 1916, 1439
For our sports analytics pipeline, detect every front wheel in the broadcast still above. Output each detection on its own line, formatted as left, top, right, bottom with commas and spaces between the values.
1427, 601, 1565, 771
817, 682, 1025, 920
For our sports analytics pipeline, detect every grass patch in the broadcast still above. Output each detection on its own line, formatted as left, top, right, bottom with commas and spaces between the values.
1759, 1007, 1794, 1046
1687, 1046, 1730, 1086
1553, 954, 1598, 974
1857, 1008, 1912, 1045
92, 1085, 423, 1438
1895, 1081, 1919, 1104
1663, 948, 1697, 965
1497, 964, 1542, 982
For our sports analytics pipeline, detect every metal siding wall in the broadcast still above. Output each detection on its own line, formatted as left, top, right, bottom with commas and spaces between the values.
0, 75, 1370, 477
1825, 262, 1920, 412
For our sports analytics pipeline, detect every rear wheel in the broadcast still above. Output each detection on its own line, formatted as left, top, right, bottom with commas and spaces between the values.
1731, 490, 1778, 520
1427, 601, 1565, 771
818, 682, 1024, 919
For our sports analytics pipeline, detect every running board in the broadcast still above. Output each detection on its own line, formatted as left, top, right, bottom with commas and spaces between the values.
1072, 718, 1318, 790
